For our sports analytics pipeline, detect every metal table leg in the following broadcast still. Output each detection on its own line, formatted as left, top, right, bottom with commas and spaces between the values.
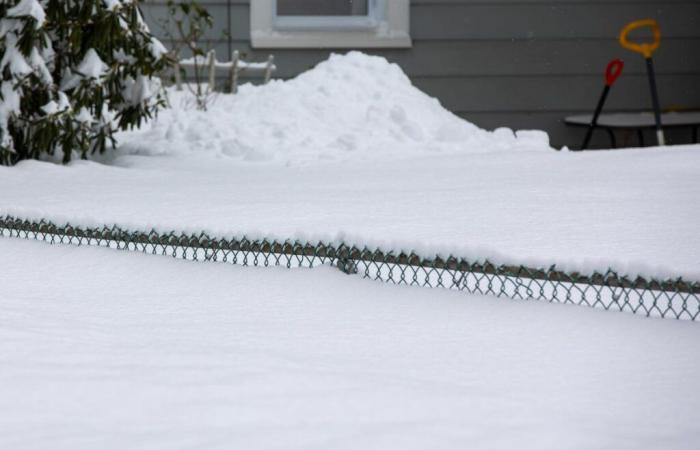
605, 128, 617, 148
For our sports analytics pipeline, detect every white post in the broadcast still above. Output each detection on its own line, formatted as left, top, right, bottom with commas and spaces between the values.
229, 50, 240, 94
263, 54, 274, 84
207, 49, 216, 92
656, 130, 666, 146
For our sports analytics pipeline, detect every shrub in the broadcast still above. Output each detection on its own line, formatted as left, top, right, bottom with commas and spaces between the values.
0, 0, 171, 164
158, 0, 214, 110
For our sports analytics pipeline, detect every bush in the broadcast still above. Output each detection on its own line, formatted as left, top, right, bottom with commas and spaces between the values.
158, 0, 214, 110
0, 0, 171, 165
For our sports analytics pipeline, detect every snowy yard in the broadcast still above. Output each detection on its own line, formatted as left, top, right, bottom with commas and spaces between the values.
2, 144, 699, 279
1, 238, 699, 449
1, 54, 698, 279
1, 51, 699, 448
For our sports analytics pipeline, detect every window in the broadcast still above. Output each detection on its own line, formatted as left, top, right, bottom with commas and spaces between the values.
277, 0, 369, 17
251, 0, 411, 49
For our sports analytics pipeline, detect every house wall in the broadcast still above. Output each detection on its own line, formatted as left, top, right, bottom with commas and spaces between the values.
141, 0, 700, 148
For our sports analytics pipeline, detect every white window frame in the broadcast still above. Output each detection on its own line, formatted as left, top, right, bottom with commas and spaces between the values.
251, 0, 411, 49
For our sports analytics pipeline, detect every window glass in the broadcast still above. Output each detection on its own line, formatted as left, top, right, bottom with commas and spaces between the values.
277, 0, 369, 16
251, 0, 411, 49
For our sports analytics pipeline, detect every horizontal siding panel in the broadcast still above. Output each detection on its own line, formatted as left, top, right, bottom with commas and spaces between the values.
157, 38, 700, 77
141, 3, 250, 40
411, 3, 700, 39
413, 74, 700, 112
143, 1, 696, 7
144, 2, 700, 42
413, 0, 693, 3
391, 38, 700, 76
144, 0, 245, 4
143, 2, 700, 41
143, 2, 700, 42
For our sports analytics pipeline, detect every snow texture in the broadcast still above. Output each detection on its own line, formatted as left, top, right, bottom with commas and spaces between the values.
6, 0, 45, 26
148, 38, 168, 60
77, 48, 108, 79
0, 81, 20, 146
121, 74, 160, 105
61, 49, 108, 90
0, 34, 31, 77
103, 0, 126, 11
40, 91, 70, 115
0, 238, 698, 449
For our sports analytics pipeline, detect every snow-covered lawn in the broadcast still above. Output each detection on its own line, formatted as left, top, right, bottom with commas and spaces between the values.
2, 144, 699, 279
1, 238, 699, 449
1, 53, 698, 279
1, 49, 698, 449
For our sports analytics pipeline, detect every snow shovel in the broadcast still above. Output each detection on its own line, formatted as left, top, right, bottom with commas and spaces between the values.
619, 19, 665, 145
580, 59, 624, 150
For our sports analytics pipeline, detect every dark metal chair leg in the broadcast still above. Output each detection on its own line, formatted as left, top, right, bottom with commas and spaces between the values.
605, 128, 617, 148
637, 129, 644, 147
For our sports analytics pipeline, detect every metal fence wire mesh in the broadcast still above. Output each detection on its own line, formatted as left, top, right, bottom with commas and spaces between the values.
1, 215, 698, 321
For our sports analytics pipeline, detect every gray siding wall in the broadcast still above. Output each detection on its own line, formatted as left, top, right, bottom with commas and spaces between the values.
142, 0, 700, 148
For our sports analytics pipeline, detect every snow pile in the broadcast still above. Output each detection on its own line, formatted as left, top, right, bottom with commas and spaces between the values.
117, 52, 552, 164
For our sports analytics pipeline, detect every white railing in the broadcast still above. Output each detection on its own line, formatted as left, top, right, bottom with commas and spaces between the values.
174, 49, 276, 93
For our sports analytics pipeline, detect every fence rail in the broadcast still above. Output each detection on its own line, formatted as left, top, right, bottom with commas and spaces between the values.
175, 49, 276, 94
1, 215, 698, 321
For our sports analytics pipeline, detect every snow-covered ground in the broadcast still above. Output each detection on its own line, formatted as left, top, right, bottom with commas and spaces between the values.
2, 145, 699, 279
1, 52, 698, 280
1, 49, 698, 449
1, 238, 699, 450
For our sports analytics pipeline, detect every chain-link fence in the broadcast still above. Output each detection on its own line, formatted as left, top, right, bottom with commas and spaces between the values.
1, 215, 698, 321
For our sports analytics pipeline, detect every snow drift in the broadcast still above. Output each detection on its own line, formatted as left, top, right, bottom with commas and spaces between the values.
116, 52, 551, 164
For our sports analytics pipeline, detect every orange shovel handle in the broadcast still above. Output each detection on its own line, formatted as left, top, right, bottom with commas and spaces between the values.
619, 19, 661, 59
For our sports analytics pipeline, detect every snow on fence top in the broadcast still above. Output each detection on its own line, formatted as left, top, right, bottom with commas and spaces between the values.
1, 215, 698, 321
179, 53, 275, 71
117, 52, 552, 164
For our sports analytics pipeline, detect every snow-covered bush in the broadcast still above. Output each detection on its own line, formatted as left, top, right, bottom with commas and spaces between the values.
0, 0, 170, 165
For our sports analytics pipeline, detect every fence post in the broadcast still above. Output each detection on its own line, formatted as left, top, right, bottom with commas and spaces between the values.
207, 49, 216, 92
264, 55, 274, 84
229, 50, 239, 94
174, 60, 182, 91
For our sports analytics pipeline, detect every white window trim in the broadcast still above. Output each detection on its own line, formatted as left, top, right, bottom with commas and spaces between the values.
251, 0, 411, 49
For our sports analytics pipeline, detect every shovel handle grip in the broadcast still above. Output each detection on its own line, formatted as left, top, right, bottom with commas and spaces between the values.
619, 19, 661, 59
605, 59, 624, 86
